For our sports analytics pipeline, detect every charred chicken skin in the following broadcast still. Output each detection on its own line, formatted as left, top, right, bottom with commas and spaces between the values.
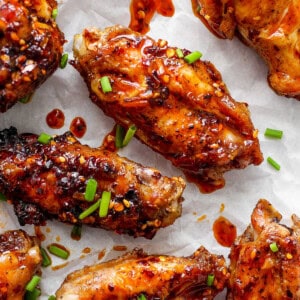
192, 0, 300, 100
0, 0, 65, 112
0, 127, 185, 239
228, 199, 300, 299
72, 25, 263, 193
0, 229, 41, 300
56, 246, 229, 299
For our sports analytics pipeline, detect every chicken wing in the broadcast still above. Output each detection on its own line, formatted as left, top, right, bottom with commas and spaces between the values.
192, 0, 300, 100
0, 127, 185, 239
71, 25, 263, 193
56, 246, 229, 299
0, 0, 65, 112
0, 229, 41, 300
228, 199, 300, 299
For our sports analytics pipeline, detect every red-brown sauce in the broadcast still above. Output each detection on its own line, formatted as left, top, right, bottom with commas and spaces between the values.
46, 108, 65, 129
51, 262, 69, 271
98, 249, 106, 260
102, 127, 117, 152
113, 245, 128, 252
70, 117, 87, 138
213, 216, 237, 247
129, 0, 175, 33
82, 247, 92, 254
34, 226, 46, 242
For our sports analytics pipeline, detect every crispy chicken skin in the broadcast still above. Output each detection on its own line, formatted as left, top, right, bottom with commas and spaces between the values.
0, 229, 41, 300
228, 199, 300, 299
56, 246, 229, 299
0, 0, 65, 112
71, 25, 263, 193
0, 127, 185, 239
192, 0, 300, 100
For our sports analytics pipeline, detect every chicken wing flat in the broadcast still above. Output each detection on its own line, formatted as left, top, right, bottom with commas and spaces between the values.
71, 25, 263, 193
0, 0, 65, 112
192, 0, 300, 100
0, 229, 41, 300
0, 127, 185, 239
228, 199, 300, 299
56, 246, 229, 299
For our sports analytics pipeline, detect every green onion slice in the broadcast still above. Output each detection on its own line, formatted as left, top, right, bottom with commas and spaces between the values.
19, 94, 31, 103
37, 133, 52, 144
48, 244, 70, 260
207, 274, 215, 286
71, 224, 82, 240
84, 178, 98, 201
175, 48, 184, 58
48, 296, 56, 300
0, 192, 6, 201
60, 53, 68, 69
25, 275, 41, 292
115, 124, 126, 148
137, 294, 147, 300
264, 128, 283, 139
270, 242, 279, 252
79, 199, 101, 220
99, 191, 111, 218
184, 51, 202, 64
122, 125, 137, 147
40, 247, 51, 267
51, 8, 58, 20
25, 288, 41, 300
267, 156, 281, 171
100, 76, 112, 93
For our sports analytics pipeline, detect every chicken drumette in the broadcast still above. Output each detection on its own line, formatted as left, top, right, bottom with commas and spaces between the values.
228, 199, 300, 299
192, 0, 300, 100
0, 0, 65, 112
72, 25, 263, 193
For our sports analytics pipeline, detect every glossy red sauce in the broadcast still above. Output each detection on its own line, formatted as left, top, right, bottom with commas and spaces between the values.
98, 249, 106, 260
213, 216, 237, 247
34, 226, 46, 242
46, 108, 65, 129
129, 0, 175, 33
70, 117, 87, 138
113, 245, 128, 251
102, 127, 118, 152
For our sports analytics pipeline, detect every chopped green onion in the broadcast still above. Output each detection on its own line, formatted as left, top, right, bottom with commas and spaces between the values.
270, 242, 279, 252
25, 275, 41, 292
40, 247, 51, 267
48, 244, 70, 260
0, 192, 6, 201
115, 124, 126, 148
122, 125, 137, 147
100, 76, 112, 93
48, 296, 56, 300
79, 199, 101, 220
267, 156, 281, 171
60, 53, 68, 69
175, 48, 184, 58
207, 274, 215, 286
25, 288, 41, 300
52, 8, 58, 20
71, 224, 82, 240
19, 94, 31, 103
137, 294, 147, 300
37, 132, 52, 144
184, 51, 202, 64
264, 128, 283, 139
99, 191, 111, 218
84, 178, 98, 201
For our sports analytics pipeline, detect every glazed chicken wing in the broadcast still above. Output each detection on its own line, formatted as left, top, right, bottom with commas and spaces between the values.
56, 246, 229, 299
192, 0, 300, 100
228, 199, 300, 299
0, 229, 41, 300
71, 25, 263, 193
0, 0, 65, 112
0, 127, 185, 239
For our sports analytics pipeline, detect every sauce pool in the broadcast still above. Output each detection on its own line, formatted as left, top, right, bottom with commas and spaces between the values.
213, 216, 237, 247
70, 117, 87, 138
46, 108, 65, 129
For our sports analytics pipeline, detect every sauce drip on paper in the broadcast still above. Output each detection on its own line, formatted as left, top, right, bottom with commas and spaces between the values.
46, 108, 65, 129
129, 0, 175, 33
213, 216, 237, 247
70, 117, 87, 138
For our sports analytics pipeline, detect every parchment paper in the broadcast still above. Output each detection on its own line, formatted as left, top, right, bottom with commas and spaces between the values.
1, 0, 300, 298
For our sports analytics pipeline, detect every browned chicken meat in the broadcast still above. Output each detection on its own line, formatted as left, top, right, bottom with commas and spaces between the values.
56, 246, 229, 299
228, 199, 300, 299
72, 25, 263, 193
0, 127, 185, 239
192, 0, 300, 100
0, 229, 41, 300
0, 0, 65, 112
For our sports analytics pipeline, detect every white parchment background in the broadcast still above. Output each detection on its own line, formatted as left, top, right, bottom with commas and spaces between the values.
1, 0, 300, 298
